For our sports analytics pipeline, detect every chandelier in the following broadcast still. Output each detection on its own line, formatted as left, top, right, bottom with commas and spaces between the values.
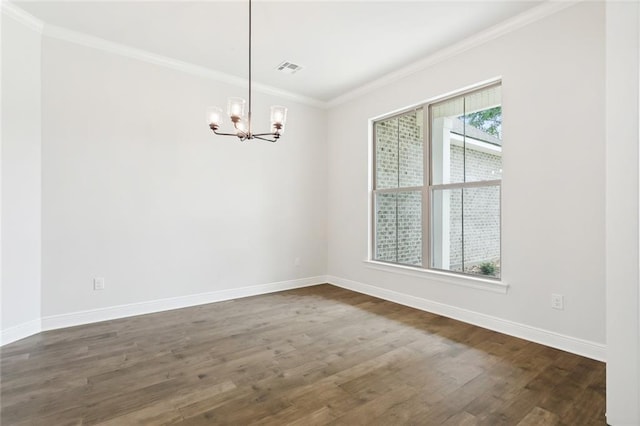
207, 0, 287, 142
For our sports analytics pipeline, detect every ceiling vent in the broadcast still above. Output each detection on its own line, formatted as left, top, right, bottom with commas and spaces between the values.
277, 61, 303, 74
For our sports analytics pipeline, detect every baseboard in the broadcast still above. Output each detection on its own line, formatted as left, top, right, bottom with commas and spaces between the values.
40, 276, 327, 332
605, 414, 639, 426
0, 318, 42, 346
4, 276, 606, 362
326, 275, 606, 362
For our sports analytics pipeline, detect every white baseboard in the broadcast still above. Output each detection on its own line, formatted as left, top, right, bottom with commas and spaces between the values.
0, 277, 328, 346
2, 276, 606, 363
326, 275, 606, 362
41, 276, 327, 332
0, 318, 42, 346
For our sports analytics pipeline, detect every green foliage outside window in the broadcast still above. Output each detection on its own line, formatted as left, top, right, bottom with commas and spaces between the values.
464, 106, 502, 139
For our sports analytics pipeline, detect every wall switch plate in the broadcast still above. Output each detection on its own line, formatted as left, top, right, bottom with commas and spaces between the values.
94, 277, 105, 291
551, 293, 564, 310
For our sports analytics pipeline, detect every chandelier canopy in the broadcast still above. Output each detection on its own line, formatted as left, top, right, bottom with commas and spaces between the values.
207, 0, 287, 142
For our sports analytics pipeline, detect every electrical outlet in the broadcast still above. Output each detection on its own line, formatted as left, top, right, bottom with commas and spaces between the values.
294, 257, 301, 267
551, 293, 564, 310
94, 277, 105, 291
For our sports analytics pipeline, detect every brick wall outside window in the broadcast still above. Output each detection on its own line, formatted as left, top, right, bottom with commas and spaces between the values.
375, 116, 500, 269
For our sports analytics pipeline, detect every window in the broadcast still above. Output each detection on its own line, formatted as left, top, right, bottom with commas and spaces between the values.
372, 82, 502, 279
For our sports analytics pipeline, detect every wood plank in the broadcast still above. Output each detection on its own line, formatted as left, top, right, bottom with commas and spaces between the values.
0, 284, 606, 425
517, 406, 559, 426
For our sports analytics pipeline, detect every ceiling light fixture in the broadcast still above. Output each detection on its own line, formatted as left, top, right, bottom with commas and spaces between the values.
206, 0, 287, 142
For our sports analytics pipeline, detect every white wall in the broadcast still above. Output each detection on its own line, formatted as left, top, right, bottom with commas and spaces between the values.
327, 2, 605, 355
40, 37, 327, 319
605, 1, 640, 424
3, 1, 639, 421
1, 14, 42, 343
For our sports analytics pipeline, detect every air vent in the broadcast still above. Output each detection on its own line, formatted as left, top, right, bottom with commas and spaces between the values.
276, 61, 303, 74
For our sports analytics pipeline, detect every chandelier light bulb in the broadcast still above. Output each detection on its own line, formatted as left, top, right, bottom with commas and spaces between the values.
227, 97, 246, 119
270, 105, 287, 128
207, 107, 224, 128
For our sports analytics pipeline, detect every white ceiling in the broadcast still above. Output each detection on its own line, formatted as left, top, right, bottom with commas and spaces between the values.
15, 1, 543, 103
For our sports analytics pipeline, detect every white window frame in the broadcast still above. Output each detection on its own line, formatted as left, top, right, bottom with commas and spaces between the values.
369, 81, 506, 292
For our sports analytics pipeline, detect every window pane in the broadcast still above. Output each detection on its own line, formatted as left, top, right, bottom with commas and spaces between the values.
375, 192, 397, 262
375, 191, 422, 266
431, 85, 502, 185
399, 109, 423, 188
376, 110, 424, 190
463, 128, 502, 182
462, 86, 502, 182
375, 117, 399, 189
430, 188, 463, 272
431, 97, 464, 185
397, 191, 422, 266
463, 186, 501, 278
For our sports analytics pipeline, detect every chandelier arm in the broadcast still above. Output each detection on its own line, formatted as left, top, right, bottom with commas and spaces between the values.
253, 135, 278, 143
212, 130, 241, 137
212, 129, 246, 139
252, 131, 280, 137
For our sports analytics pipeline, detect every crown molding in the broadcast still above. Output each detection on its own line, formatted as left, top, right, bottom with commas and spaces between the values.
42, 24, 326, 109
0, 0, 44, 33
326, 0, 582, 108
3, 0, 580, 111
1, 1, 324, 107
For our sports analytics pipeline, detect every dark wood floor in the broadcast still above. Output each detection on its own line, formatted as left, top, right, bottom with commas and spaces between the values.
1, 284, 605, 425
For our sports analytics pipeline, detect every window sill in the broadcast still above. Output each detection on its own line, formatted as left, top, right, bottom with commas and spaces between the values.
363, 260, 509, 294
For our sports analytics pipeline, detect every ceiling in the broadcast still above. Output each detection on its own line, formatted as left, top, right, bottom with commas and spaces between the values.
14, 1, 544, 104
